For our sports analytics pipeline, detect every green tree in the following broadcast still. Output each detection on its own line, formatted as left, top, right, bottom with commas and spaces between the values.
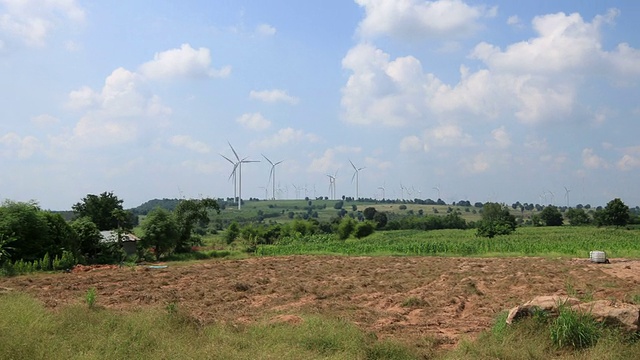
333, 200, 344, 210
173, 198, 220, 252
0, 200, 50, 261
71, 217, 103, 260
225, 221, 240, 244
600, 198, 630, 227
476, 202, 516, 238
353, 221, 375, 239
337, 217, 356, 240
565, 208, 591, 226
72, 192, 131, 231
539, 206, 564, 226
140, 208, 179, 260
363, 207, 377, 220
372, 211, 388, 229
43, 212, 80, 256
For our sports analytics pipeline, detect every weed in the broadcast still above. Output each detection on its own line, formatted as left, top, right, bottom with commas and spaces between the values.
166, 302, 178, 315
401, 296, 427, 308
549, 306, 601, 349
85, 288, 97, 309
631, 294, 640, 305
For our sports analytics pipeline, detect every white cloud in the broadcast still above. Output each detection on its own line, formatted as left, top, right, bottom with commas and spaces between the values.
427, 124, 473, 147
236, 112, 271, 131
139, 43, 231, 80
487, 126, 511, 148
255, 23, 276, 36
461, 153, 490, 174
617, 154, 640, 171
355, 0, 495, 40
308, 146, 360, 174
582, 148, 608, 169
0, 132, 41, 159
507, 15, 521, 27
399, 135, 423, 152
0, 0, 85, 46
341, 43, 440, 126
255, 127, 320, 148
169, 135, 210, 154
250, 89, 299, 104
342, 9, 640, 128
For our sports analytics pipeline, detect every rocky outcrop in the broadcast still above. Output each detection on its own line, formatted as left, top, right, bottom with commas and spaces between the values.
506, 296, 580, 324
506, 296, 639, 333
572, 300, 639, 333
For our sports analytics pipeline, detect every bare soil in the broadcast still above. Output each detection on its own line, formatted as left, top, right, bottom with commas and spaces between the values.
2, 256, 639, 349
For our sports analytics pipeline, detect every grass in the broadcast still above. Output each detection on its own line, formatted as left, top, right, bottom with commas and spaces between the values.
0, 292, 418, 360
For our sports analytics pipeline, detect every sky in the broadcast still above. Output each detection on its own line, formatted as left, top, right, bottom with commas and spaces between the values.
1, 0, 640, 210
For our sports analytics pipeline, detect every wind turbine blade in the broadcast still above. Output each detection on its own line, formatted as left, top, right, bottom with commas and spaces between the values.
262, 154, 274, 166
220, 154, 235, 165
228, 141, 240, 161
349, 159, 357, 171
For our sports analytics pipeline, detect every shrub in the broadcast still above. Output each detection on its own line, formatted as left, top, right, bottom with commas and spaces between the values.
353, 222, 375, 239
549, 306, 601, 349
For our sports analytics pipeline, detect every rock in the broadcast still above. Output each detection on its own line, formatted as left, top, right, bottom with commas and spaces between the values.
506, 296, 580, 324
572, 300, 640, 333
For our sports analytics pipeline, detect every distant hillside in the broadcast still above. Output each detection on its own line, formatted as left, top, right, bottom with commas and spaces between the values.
130, 198, 182, 215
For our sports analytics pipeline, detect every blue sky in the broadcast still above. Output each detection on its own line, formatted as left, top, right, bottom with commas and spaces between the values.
1, 0, 640, 210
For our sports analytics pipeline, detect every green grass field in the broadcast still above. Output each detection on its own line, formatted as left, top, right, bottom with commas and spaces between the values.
256, 226, 640, 258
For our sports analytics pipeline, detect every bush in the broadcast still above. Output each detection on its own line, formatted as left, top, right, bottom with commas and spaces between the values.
353, 222, 375, 239
337, 218, 356, 240
550, 306, 601, 349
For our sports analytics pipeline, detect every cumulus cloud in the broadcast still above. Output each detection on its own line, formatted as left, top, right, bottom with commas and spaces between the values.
236, 112, 271, 131
461, 153, 490, 174
0, 0, 85, 46
0, 132, 41, 159
341, 43, 440, 126
169, 135, 210, 154
250, 89, 299, 104
399, 135, 423, 152
507, 15, 521, 27
254, 127, 320, 148
355, 0, 495, 40
308, 146, 360, 174
139, 43, 231, 80
582, 148, 608, 169
617, 154, 640, 171
487, 126, 511, 148
342, 9, 640, 128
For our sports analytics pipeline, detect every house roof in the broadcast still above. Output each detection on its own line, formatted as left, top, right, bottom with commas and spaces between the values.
99, 230, 140, 243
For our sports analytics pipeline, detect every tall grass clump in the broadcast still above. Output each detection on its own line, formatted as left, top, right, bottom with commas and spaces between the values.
549, 306, 601, 349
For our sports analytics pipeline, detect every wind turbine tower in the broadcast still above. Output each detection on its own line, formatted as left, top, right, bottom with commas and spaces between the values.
262, 154, 283, 201
564, 186, 571, 207
349, 159, 365, 200
226, 142, 259, 210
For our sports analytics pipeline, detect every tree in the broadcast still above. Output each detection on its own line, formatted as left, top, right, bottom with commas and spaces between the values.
353, 221, 375, 239
225, 221, 240, 244
539, 206, 564, 226
565, 208, 591, 226
72, 192, 131, 231
363, 207, 377, 220
0, 200, 51, 261
71, 217, 102, 260
173, 198, 219, 252
140, 208, 179, 260
373, 211, 388, 229
337, 217, 356, 240
43, 212, 80, 256
333, 200, 344, 210
476, 202, 516, 238
600, 198, 630, 227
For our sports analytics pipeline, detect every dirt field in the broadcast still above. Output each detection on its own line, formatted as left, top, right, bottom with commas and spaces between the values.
2, 256, 639, 349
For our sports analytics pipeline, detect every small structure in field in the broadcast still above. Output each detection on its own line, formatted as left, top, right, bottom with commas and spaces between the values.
99, 230, 139, 256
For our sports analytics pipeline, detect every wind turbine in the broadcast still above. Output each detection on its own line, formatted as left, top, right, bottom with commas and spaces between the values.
378, 184, 385, 200
400, 183, 406, 201
220, 154, 239, 203
262, 154, 283, 201
349, 159, 365, 200
226, 142, 259, 210
564, 186, 571, 207
547, 190, 555, 205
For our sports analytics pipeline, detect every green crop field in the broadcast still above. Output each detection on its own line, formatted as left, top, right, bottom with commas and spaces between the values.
256, 226, 640, 258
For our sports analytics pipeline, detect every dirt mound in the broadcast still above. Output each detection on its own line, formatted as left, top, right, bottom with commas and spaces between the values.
1, 256, 638, 349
